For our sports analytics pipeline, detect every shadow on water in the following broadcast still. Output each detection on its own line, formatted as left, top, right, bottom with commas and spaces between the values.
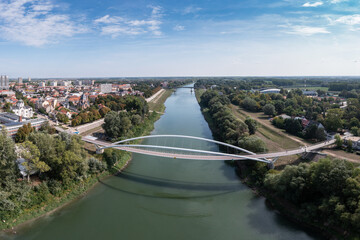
98, 179, 241, 199
97, 170, 246, 199
245, 195, 325, 240
115, 170, 244, 191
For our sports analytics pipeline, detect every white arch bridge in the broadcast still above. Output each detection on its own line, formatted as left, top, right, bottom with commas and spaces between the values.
82, 134, 338, 166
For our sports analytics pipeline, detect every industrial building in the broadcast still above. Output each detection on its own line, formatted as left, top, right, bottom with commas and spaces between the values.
0, 112, 46, 136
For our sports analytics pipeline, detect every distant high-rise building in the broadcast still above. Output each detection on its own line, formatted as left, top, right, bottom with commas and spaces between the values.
0, 75, 9, 90
50, 81, 57, 87
100, 84, 113, 93
28, 77, 31, 82
39, 82, 46, 87
82, 79, 95, 85
18, 77, 23, 84
74, 80, 82, 86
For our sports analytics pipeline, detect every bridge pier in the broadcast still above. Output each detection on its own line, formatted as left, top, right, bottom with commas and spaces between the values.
96, 147, 104, 154
267, 161, 275, 169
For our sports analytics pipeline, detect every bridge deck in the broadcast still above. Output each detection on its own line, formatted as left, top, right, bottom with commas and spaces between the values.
83, 136, 336, 161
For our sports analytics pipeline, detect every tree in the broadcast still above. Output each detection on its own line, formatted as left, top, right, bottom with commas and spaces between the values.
315, 127, 327, 141
56, 113, 69, 124
263, 104, 276, 117
102, 111, 132, 139
19, 141, 50, 182
351, 127, 359, 136
15, 123, 34, 143
242, 97, 259, 112
245, 117, 258, 135
238, 136, 267, 153
335, 134, 343, 148
103, 149, 122, 169
99, 106, 111, 117
284, 119, 302, 135
272, 116, 285, 129
325, 109, 343, 132
39, 121, 56, 134
274, 101, 285, 115
0, 128, 18, 186
131, 114, 142, 126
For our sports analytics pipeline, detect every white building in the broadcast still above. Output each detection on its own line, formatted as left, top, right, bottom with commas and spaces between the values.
100, 84, 113, 93
260, 88, 281, 94
39, 82, 46, 87
0, 75, 9, 89
50, 81, 58, 87
12, 100, 34, 118
18, 77, 23, 84
59, 81, 72, 87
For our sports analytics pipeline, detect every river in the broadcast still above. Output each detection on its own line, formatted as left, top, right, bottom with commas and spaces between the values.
5, 85, 322, 240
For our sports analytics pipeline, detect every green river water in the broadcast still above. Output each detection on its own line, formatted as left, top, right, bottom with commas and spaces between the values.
3, 85, 322, 240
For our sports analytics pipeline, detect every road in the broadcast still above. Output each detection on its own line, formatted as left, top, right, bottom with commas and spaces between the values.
145, 89, 165, 102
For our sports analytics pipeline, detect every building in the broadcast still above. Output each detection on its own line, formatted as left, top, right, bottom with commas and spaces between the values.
82, 80, 95, 85
74, 80, 82, 86
0, 112, 46, 136
28, 77, 31, 82
78, 93, 90, 109
11, 100, 34, 118
260, 88, 280, 94
100, 84, 113, 93
59, 81, 72, 87
18, 77, 23, 84
50, 81, 58, 87
39, 82, 46, 87
0, 75, 9, 90
302, 90, 318, 97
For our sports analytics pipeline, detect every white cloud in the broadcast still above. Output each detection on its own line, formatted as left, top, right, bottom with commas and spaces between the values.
330, 0, 348, 3
287, 25, 330, 36
335, 14, 360, 25
183, 6, 202, 15
95, 6, 163, 37
174, 25, 185, 31
0, 0, 85, 46
302, 1, 323, 7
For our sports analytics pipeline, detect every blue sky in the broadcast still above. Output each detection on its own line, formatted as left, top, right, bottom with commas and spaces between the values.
0, 0, 360, 78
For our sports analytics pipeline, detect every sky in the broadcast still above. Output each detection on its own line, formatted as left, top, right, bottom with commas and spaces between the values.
0, 0, 360, 78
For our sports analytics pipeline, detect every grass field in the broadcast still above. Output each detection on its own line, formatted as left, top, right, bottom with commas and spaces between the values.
230, 105, 302, 151
285, 86, 329, 91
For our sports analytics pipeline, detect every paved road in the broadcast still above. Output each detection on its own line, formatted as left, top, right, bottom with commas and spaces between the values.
145, 89, 165, 102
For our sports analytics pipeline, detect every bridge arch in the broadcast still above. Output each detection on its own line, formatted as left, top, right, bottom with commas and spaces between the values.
112, 135, 256, 155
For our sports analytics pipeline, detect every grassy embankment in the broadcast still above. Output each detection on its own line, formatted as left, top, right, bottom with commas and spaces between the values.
3, 91, 174, 232
148, 89, 173, 113
196, 89, 303, 167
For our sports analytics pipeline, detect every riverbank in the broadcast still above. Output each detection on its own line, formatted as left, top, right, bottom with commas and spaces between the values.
195, 89, 351, 240
1, 152, 132, 234
236, 162, 346, 239
2, 91, 175, 234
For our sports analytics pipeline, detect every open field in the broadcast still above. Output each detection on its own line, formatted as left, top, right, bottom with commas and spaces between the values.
285, 86, 329, 91
231, 105, 305, 149
322, 148, 360, 163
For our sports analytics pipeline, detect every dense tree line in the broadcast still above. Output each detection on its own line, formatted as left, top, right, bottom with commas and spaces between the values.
329, 82, 360, 91
199, 90, 267, 153
0, 128, 109, 223
71, 108, 102, 127
263, 158, 360, 236
95, 95, 148, 118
